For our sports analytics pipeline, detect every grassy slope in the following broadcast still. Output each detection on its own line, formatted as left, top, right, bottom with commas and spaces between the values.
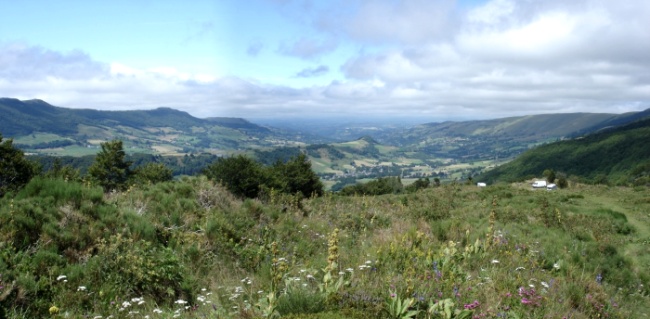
1, 178, 648, 318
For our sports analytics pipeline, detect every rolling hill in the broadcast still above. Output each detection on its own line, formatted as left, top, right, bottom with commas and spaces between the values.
0, 98, 326, 156
477, 117, 650, 185
3, 97, 649, 187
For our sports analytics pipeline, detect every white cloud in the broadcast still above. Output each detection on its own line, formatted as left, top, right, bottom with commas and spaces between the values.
2, 0, 650, 121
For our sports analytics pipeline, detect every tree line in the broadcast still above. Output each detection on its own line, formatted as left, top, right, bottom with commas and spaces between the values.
1, 136, 323, 199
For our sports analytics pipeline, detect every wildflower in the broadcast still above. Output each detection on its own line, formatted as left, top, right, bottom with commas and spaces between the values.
365, 260, 372, 264
175, 299, 187, 305
338, 271, 345, 275
153, 308, 163, 314
346, 268, 354, 272
57, 275, 67, 281
122, 301, 131, 308
77, 286, 87, 291
541, 282, 549, 289
553, 263, 561, 270
596, 273, 603, 284
49, 305, 60, 315
491, 259, 499, 264
515, 267, 525, 271
464, 300, 480, 310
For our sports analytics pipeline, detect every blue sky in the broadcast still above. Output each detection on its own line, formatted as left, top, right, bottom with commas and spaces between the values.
1, 0, 649, 121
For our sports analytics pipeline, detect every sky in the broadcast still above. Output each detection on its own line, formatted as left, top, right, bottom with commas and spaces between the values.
1, 0, 649, 122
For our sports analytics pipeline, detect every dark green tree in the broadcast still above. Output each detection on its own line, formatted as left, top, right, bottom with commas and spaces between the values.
44, 158, 80, 181
203, 154, 266, 198
132, 162, 173, 185
269, 153, 324, 198
88, 139, 133, 192
543, 169, 556, 184
0, 134, 38, 197
340, 176, 403, 196
557, 172, 569, 189
406, 177, 430, 193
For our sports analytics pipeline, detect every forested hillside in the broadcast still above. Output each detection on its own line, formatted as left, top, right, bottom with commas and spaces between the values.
477, 118, 650, 185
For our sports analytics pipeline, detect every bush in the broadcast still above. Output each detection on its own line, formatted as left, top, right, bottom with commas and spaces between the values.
0, 134, 38, 197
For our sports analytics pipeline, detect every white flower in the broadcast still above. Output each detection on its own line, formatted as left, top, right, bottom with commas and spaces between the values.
491, 259, 499, 264
346, 268, 354, 272
553, 263, 560, 270
338, 271, 345, 275
515, 267, 526, 271
122, 301, 131, 308
365, 260, 372, 264
153, 308, 163, 314
175, 299, 187, 304
77, 286, 87, 291
541, 281, 549, 289
57, 275, 67, 281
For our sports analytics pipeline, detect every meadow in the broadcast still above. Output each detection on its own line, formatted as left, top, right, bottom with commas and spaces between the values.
1, 177, 649, 318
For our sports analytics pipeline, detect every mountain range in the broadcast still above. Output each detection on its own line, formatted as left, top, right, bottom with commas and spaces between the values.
2, 97, 649, 186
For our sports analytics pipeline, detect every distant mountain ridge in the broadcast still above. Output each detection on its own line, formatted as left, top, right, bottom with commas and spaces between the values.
0, 98, 261, 136
0, 98, 323, 155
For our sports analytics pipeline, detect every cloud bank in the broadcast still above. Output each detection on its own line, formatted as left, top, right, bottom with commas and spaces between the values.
1, 0, 649, 121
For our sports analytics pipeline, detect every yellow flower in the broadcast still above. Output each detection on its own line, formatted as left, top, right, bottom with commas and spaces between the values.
49, 305, 60, 315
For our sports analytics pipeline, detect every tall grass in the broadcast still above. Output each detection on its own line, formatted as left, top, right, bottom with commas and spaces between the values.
0, 178, 648, 318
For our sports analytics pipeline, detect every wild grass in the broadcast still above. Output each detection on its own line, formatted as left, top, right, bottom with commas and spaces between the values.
0, 178, 648, 318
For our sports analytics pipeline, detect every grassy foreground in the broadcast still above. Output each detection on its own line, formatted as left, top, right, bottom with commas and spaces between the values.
1, 177, 649, 318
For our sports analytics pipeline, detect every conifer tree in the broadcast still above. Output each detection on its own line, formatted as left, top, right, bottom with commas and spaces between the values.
88, 139, 132, 192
